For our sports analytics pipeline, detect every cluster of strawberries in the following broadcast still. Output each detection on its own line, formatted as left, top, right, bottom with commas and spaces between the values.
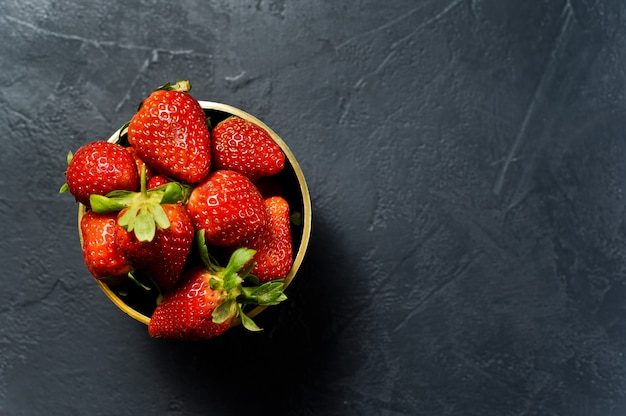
61, 80, 295, 340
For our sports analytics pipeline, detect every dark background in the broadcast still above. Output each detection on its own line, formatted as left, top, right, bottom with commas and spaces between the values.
2, 0, 626, 415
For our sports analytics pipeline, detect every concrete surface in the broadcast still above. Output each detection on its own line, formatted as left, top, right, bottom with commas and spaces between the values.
2, 0, 626, 415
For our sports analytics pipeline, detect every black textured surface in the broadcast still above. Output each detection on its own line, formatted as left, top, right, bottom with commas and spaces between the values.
2, 1, 626, 415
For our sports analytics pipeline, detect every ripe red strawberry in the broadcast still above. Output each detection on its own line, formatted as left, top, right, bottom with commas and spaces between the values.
127, 80, 211, 183
126, 146, 153, 183
148, 239, 287, 340
116, 203, 194, 292
88, 163, 191, 292
147, 175, 170, 189
80, 210, 131, 282
186, 170, 268, 246
238, 196, 293, 282
149, 266, 233, 340
62, 141, 139, 206
211, 116, 285, 180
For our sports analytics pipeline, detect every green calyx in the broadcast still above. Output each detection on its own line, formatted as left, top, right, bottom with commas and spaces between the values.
157, 79, 192, 93
90, 165, 185, 242
137, 80, 192, 111
59, 151, 74, 194
195, 230, 287, 332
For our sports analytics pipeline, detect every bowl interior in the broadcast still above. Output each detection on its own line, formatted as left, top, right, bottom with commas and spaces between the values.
78, 101, 311, 325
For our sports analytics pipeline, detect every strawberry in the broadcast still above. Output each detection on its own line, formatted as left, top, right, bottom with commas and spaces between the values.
126, 146, 153, 184
116, 203, 194, 292
80, 210, 131, 282
89, 165, 192, 292
186, 170, 268, 247
211, 116, 285, 180
62, 141, 139, 206
238, 196, 293, 282
147, 174, 170, 189
148, 234, 287, 340
127, 80, 211, 183
149, 266, 233, 340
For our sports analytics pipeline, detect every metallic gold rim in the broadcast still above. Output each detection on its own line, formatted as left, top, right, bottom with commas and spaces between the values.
77, 101, 312, 326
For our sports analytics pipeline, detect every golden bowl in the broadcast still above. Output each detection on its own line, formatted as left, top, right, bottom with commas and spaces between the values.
78, 101, 312, 326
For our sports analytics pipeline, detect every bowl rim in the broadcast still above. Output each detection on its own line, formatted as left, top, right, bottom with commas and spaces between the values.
77, 101, 312, 326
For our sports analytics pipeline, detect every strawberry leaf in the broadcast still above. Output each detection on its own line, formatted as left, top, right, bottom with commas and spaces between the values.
195, 230, 210, 267
220, 248, 256, 291
148, 204, 171, 230
134, 209, 156, 242
240, 280, 287, 306
90, 194, 128, 213
194, 230, 221, 272
158, 80, 191, 93
93, 189, 139, 210
223, 275, 241, 292
212, 299, 234, 324
157, 182, 184, 204
240, 264, 258, 283
237, 305, 262, 332
104, 189, 137, 200
118, 205, 140, 231
243, 274, 260, 286
209, 277, 220, 290
59, 183, 69, 194
224, 248, 256, 276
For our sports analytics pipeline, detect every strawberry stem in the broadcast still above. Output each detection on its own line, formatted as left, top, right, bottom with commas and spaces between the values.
139, 165, 148, 197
